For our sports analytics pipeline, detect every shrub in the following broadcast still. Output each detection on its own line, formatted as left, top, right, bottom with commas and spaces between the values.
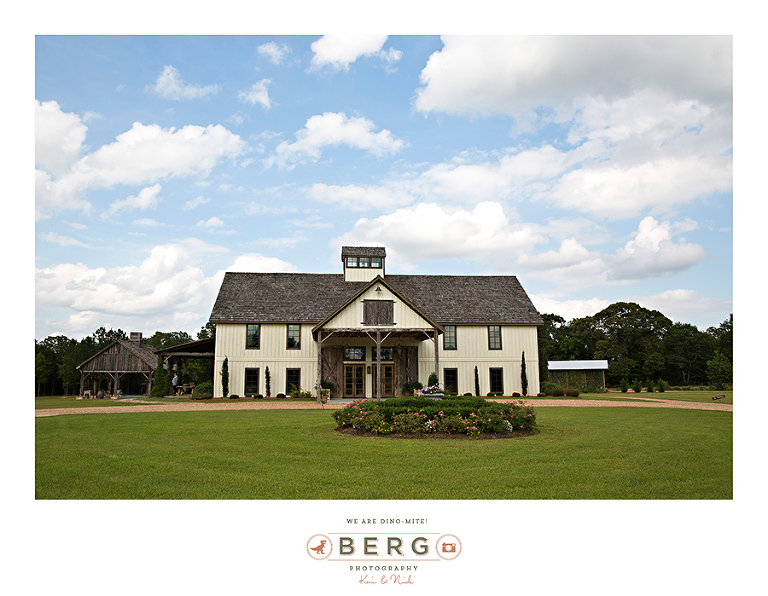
474, 366, 480, 397
332, 396, 536, 437
265, 366, 271, 397
540, 381, 560, 396
290, 387, 313, 399
552, 385, 565, 397
565, 388, 580, 397
276, 393, 286, 399
229, 394, 239, 399
191, 380, 213, 400
657, 379, 667, 393
254, 394, 263, 399
645, 379, 654, 393
427, 372, 439, 387
632, 379, 643, 393
463, 392, 473, 397
619, 378, 629, 393
402, 381, 423, 396
512, 392, 521, 397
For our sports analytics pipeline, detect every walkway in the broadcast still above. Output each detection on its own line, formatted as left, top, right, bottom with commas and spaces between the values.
34, 395, 732, 417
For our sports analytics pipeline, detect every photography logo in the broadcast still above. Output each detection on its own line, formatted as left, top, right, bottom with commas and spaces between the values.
436, 534, 462, 560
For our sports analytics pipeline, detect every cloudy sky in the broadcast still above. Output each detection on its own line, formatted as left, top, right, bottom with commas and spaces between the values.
35, 35, 733, 339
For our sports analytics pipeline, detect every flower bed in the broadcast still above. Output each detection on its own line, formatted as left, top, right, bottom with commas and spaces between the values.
332, 396, 536, 438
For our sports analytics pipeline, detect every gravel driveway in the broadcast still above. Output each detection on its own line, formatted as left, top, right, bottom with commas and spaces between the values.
34, 396, 732, 417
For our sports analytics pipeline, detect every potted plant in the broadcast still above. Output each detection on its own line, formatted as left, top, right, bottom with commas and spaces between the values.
422, 384, 444, 399
321, 379, 335, 401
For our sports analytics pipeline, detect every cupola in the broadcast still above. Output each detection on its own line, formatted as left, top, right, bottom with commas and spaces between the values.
341, 246, 386, 282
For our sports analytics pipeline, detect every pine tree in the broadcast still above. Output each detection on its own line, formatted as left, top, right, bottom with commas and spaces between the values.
151, 356, 172, 396
221, 357, 229, 398
521, 351, 528, 396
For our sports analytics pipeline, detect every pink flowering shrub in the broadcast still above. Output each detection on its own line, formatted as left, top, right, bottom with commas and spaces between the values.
332, 397, 536, 436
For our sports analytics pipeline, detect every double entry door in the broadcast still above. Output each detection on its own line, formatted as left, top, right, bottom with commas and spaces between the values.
343, 364, 394, 398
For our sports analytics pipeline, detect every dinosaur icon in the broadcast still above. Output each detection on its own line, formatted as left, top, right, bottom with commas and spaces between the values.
309, 539, 327, 555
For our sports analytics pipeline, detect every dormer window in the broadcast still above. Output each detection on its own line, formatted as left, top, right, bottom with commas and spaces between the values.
346, 256, 358, 268
342, 246, 386, 281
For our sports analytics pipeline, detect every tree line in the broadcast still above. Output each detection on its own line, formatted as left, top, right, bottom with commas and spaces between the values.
34, 323, 215, 396
537, 302, 732, 388
35, 303, 733, 396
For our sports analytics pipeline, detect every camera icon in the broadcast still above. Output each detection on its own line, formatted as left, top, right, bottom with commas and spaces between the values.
437, 535, 461, 560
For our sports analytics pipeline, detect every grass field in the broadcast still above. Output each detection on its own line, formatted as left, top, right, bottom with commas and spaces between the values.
35, 406, 732, 499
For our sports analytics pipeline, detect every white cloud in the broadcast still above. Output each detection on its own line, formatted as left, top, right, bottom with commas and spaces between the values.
258, 42, 291, 65
631, 289, 732, 328
609, 216, 707, 280
183, 196, 210, 210
335, 202, 545, 270
133, 218, 165, 227
196, 216, 225, 228
36, 122, 246, 218
226, 254, 297, 272
151, 65, 220, 100
35, 100, 88, 177
35, 240, 227, 322
305, 183, 413, 211
266, 112, 406, 169
238, 79, 271, 109
528, 295, 611, 322
38, 232, 90, 247
415, 36, 732, 120
105, 184, 162, 216
310, 35, 394, 71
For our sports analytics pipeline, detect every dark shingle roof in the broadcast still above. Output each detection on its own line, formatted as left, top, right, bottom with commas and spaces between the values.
210, 272, 542, 325
341, 246, 386, 258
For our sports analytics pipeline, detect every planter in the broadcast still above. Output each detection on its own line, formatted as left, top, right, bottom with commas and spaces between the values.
321, 389, 331, 403
424, 393, 444, 399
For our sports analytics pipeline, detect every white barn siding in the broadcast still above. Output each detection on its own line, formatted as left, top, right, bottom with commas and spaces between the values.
419, 325, 540, 396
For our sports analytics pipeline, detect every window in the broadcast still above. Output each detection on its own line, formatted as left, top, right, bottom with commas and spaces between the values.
489, 368, 504, 394
245, 368, 259, 395
286, 368, 301, 394
359, 256, 370, 268
344, 346, 366, 361
246, 324, 260, 349
346, 256, 358, 267
488, 325, 502, 350
371, 257, 382, 268
287, 324, 301, 349
443, 325, 457, 350
373, 347, 394, 361
363, 300, 394, 325
444, 369, 458, 395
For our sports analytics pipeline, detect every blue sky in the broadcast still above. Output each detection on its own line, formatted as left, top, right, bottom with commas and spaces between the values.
35, 35, 733, 339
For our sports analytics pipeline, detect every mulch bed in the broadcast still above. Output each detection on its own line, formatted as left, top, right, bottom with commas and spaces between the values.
334, 426, 538, 440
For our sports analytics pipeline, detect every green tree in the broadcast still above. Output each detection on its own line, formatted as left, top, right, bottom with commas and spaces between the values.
662, 322, 715, 385
591, 302, 672, 386
221, 357, 229, 398
144, 330, 193, 350
537, 313, 565, 382
707, 314, 733, 362
150, 356, 172, 396
706, 351, 732, 390
197, 321, 216, 339
521, 351, 528, 396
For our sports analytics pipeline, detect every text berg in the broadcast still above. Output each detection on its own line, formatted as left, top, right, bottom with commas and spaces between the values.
338, 536, 429, 556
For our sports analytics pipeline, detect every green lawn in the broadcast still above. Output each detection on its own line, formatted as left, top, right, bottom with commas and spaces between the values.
35, 407, 732, 499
